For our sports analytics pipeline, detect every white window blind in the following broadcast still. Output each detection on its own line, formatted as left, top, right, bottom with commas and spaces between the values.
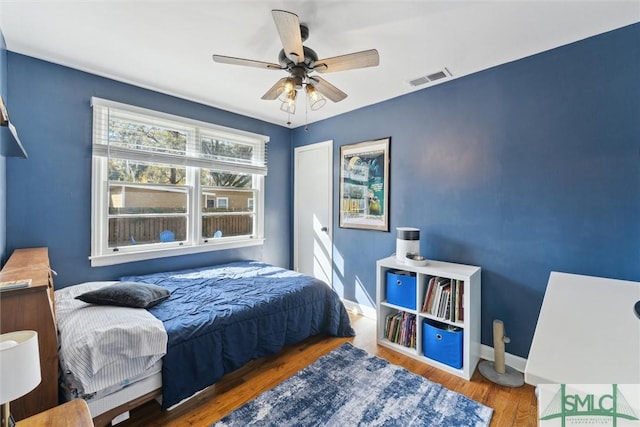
91, 97, 268, 176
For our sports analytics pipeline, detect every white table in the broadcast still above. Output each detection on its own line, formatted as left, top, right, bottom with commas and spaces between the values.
525, 271, 640, 385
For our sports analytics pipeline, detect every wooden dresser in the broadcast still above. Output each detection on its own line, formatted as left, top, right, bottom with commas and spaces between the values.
0, 247, 58, 421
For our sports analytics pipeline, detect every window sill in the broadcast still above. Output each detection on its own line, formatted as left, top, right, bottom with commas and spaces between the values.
90, 238, 264, 267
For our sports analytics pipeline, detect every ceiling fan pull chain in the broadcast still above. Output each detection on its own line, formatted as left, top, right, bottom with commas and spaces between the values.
305, 96, 309, 131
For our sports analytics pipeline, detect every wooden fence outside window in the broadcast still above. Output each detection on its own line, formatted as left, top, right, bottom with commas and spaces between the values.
108, 215, 253, 246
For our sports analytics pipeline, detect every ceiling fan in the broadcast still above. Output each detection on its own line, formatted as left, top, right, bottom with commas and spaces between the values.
212, 9, 380, 114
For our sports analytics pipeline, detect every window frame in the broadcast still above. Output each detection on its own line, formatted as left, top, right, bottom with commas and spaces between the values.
90, 97, 268, 267
215, 197, 229, 209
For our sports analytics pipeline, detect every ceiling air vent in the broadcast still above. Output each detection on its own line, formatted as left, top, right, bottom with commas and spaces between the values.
409, 68, 452, 87
409, 76, 429, 87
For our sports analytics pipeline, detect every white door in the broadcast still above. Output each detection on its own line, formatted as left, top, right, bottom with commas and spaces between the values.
294, 140, 333, 285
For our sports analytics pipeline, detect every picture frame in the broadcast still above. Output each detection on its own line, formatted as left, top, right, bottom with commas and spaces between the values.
339, 137, 390, 231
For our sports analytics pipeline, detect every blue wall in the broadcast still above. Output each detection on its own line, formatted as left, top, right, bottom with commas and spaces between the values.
0, 28, 7, 265
6, 53, 292, 286
292, 24, 640, 358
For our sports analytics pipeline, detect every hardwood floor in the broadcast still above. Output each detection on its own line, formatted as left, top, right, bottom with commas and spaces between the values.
118, 313, 537, 426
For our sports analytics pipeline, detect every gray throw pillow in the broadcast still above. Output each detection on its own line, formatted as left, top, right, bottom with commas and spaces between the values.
75, 282, 170, 308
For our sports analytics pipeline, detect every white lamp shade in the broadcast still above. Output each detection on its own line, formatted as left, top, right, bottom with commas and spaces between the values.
0, 331, 41, 404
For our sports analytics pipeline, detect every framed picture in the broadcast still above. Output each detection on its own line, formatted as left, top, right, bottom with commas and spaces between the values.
339, 137, 390, 231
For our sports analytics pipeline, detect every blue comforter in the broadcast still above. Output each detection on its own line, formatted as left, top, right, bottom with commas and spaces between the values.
121, 261, 354, 409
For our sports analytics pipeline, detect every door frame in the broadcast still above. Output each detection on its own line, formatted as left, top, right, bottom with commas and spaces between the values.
293, 140, 333, 283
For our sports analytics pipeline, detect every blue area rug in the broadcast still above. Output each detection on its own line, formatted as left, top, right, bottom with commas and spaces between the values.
213, 342, 493, 426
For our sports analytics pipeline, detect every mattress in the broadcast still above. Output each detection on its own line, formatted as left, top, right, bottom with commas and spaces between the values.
60, 360, 162, 404
84, 370, 162, 418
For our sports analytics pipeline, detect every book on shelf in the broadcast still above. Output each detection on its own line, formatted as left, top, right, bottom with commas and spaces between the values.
420, 276, 465, 323
450, 280, 458, 322
454, 279, 464, 323
432, 278, 449, 316
459, 282, 464, 322
448, 279, 463, 323
451, 280, 457, 320
386, 313, 397, 340
421, 276, 436, 312
384, 311, 416, 349
437, 278, 451, 313
384, 315, 392, 339
438, 289, 450, 318
430, 278, 441, 314
0, 278, 32, 291
394, 316, 402, 342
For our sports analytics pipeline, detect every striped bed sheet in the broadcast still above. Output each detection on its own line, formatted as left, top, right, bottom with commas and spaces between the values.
55, 281, 167, 395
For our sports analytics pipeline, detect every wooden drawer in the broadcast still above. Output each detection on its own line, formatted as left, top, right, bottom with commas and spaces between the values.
0, 247, 58, 420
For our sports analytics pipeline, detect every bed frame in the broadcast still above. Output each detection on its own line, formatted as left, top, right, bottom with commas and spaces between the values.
92, 389, 161, 427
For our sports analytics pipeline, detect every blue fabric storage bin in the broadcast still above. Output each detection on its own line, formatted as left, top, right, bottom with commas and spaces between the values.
386, 271, 416, 310
423, 319, 463, 369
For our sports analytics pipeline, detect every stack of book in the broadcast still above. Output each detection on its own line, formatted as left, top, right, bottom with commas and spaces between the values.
421, 276, 464, 323
384, 311, 416, 349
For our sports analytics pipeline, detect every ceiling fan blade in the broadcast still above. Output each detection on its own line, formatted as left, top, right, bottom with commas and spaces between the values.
314, 49, 380, 73
271, 10, 304, 64
261, 78, 289, 100
212, 54, 281, 70
308, 76, 347, 103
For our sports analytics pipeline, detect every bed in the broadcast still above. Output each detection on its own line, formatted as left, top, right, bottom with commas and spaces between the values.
56, 261, 354, 425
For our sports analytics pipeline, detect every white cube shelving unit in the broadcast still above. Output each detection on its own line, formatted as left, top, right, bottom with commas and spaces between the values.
376, 256, 481, 380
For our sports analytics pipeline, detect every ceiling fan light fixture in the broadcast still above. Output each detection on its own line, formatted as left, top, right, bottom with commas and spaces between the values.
280, 89, 297, 114
305, 85, 326, 111
277, 78, 296, 102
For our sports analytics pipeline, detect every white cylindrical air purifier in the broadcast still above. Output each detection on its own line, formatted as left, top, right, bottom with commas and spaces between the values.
396, 227, 420, 263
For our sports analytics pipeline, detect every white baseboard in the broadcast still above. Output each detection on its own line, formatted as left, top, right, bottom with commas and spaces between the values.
479, 344, 528, 373
342, 299, 376, 319
345, 299, 528, 374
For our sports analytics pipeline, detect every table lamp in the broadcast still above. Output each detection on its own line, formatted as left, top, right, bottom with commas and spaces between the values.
0, 331, 41, 427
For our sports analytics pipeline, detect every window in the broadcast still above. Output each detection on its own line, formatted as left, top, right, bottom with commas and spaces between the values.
215, 197, 229, 209
91, 97, 268, 266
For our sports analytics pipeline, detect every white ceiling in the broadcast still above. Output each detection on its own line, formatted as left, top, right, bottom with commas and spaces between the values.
1, 1, 638, 128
